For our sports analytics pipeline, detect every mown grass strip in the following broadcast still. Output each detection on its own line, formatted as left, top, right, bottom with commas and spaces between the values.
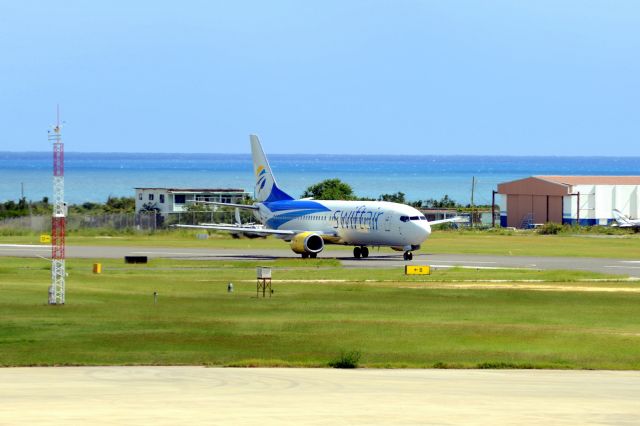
1, 257, 639, 369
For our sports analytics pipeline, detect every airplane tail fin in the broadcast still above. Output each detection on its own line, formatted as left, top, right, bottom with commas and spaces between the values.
250, 134, 294, 203
612, 209, 632, 226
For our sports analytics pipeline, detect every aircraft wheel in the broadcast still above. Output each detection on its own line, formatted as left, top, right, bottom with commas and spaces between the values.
403, 251, 413, 261
310, 253, 317, 259
361, 247, 369, 258
302, 253, 309, 259
353, 246, 362, 259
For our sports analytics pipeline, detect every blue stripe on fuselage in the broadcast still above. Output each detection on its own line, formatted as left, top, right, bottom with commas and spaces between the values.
265, 208, 330, 229
263, 200, 331, 229
264, 200, 330, 212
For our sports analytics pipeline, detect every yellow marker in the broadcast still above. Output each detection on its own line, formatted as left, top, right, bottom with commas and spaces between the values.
405, 265, 431, 275
40, 234, 51, 243
93, 263, 102, 274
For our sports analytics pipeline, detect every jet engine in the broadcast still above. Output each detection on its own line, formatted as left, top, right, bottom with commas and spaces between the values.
290, 232, 324, 256
391, 244, 421, 252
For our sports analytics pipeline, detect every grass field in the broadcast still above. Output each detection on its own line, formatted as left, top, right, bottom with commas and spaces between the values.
1, 256, 640, 369
2, 228, 640, 258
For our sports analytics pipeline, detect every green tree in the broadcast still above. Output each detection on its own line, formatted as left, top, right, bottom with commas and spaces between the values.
105, 196, 135, 213
378, 192, 406, 204
423, 194, 458, 208
302, 179, 356, 200
140, 202, 160, 213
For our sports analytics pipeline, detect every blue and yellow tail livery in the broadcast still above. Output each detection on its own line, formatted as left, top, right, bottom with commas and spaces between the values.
250, 134, 293, 203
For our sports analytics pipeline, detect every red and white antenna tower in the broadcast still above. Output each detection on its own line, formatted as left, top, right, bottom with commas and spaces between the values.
48, 106, 65, 305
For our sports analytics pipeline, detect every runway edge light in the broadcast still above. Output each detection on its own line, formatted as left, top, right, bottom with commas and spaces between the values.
405, 265, 430, 275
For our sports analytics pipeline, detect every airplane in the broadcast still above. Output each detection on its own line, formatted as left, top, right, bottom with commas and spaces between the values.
612, 209, 640, 230
186, 202, 266, 238
175, 135, 463, 260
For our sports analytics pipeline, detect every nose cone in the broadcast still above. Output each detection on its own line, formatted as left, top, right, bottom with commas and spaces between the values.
413, 221, 431, 242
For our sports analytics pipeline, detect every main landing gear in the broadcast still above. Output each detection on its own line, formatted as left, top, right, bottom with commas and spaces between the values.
301, 253, 318, 259
353, 246, 369, 259
403, 251, 413, 261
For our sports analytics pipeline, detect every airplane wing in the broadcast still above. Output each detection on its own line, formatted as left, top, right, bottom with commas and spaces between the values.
173, 224, 296, 236
173, 224, 342, 240
427, 216, 467, 226
188, 201, 259, 210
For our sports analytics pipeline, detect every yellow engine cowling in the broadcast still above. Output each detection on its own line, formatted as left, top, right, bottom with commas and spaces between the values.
290, 232, 324, 254
391, 245, 421, 252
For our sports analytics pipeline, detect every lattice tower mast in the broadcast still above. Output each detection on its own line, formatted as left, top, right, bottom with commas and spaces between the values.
48, 108, 65, 305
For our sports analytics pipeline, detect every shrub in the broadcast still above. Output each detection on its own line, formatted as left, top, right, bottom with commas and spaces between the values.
328, 350, 362, 369
477, 362, 535, 369
537, 222, 564, 235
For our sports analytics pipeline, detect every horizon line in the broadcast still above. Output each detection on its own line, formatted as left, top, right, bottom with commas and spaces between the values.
2, 150, 640, 159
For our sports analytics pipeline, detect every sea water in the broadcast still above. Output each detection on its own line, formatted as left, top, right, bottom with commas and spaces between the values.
1, 152, 639, 205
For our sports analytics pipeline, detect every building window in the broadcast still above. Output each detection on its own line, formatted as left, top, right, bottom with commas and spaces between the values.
138, 193, 142, 200
159, 194, 165, 204
174, 194, 186, 204
149, 194, 154, 201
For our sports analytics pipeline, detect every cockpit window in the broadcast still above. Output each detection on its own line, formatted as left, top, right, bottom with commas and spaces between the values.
400, 216, 409, 222
419, 215, 427, 220
410, 216, 419, 221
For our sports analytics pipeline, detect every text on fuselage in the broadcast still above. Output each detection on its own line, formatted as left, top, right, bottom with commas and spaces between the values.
332, 207, 384, 230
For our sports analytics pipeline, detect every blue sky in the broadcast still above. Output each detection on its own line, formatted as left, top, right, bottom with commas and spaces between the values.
1, 1, 639, 155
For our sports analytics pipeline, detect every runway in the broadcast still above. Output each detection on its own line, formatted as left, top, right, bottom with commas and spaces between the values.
1, 243, 640, 277
1, 367, 638, 425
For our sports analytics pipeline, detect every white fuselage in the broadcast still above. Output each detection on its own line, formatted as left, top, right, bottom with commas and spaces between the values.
255, 199, 431, 248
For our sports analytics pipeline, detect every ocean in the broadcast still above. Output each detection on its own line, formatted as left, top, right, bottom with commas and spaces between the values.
1, 152, 639, 206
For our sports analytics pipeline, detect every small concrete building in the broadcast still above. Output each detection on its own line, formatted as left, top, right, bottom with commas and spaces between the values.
496, 176, 640, 228
134, 187, 251, 218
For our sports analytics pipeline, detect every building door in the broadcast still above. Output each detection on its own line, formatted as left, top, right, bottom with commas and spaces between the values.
548, 196, 563, 223
507, 195, 534, 228
532, 195, 547, 224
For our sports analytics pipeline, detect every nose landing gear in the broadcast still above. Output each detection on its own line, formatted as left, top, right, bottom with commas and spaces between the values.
353, 246, 369, 259
403, 251, 413, 261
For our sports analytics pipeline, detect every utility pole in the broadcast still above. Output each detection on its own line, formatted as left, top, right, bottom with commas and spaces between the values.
470, 176, 476, 228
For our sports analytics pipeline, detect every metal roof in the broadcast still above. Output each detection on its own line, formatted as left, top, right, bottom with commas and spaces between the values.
135, 188, 248, 193
534, 176, 640, 185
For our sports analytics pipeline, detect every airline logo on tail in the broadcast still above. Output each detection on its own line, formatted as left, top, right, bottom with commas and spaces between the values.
256, 165, 267, 192
251, 134, 293, 203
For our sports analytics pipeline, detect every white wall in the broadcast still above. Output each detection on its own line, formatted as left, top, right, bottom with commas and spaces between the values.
562, 184, 640, 222
562, 194, 574, 220
135, 189, 170, 214
613, 186, 640, 219
498, 194, 507, 213
594, 185, 613, 224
